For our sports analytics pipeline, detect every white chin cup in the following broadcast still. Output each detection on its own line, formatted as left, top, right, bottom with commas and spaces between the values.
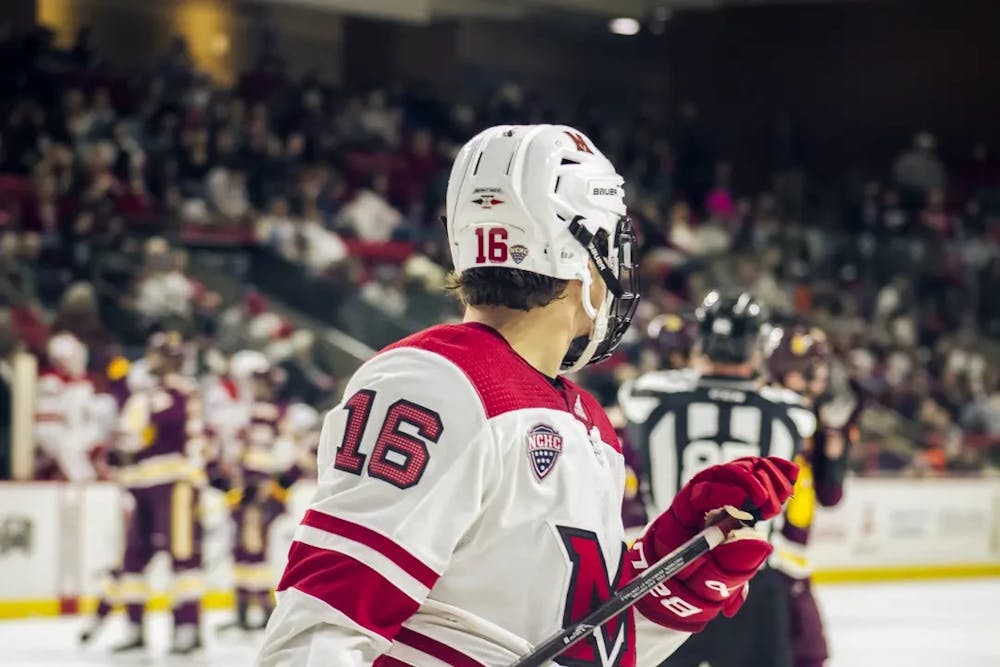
562, 273, 610, 374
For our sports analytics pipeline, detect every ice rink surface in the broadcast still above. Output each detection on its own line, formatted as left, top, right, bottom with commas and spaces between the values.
1, 578, 998, 666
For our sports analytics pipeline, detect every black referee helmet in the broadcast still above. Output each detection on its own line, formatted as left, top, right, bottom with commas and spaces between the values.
695, 290, 765, 364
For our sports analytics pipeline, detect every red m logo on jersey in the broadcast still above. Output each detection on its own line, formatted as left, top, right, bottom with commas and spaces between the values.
564, 131, 594, 154
557, 527, 635, 667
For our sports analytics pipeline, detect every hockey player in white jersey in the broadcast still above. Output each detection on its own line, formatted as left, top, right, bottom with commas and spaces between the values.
619, 291, 816, 667
258, 126, 799, 667
35, 332, 117, 480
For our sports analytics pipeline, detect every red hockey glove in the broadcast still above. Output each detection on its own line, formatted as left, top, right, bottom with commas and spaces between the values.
629, 456, 798, 633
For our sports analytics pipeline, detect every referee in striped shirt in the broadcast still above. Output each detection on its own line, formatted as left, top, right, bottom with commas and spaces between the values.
620, 290, 815, 667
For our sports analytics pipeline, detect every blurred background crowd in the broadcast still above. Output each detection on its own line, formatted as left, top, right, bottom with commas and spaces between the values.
1, 1, 999, 483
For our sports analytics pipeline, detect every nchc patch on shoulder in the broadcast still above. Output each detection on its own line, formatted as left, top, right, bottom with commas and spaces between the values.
527, 423, 564, 480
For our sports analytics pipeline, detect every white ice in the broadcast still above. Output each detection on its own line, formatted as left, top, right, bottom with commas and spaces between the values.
1, 578, 998, 666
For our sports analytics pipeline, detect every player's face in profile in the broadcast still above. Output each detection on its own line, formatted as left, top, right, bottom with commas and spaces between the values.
809, 364, 830, 398
253, 377, 271, 401
145, 350, 164, 374
668, 351, 688, 370
784, 370, 808, 394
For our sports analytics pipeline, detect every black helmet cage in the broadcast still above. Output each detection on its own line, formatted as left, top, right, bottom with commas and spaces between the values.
562, 215, 641, 370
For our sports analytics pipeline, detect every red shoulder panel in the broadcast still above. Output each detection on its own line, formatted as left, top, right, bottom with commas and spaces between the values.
382, 323, 620, 452
382, 323, 565, 418
39, 368, 70, 383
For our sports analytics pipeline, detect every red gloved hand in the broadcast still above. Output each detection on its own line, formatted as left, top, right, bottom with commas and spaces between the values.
630, 456, 798, 633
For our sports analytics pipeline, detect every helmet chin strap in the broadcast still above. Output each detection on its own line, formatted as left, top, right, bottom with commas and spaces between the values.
561, 269, 610, 374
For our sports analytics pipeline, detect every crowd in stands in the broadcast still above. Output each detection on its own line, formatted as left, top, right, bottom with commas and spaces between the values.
0, 25, 998, 481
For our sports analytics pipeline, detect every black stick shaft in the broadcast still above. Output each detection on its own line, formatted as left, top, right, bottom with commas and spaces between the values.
510, 515, 740, 667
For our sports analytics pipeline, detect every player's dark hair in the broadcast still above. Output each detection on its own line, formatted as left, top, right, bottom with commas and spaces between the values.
447, 268, 568, 311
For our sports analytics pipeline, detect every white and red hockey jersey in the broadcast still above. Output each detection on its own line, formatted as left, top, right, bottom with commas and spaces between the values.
203, 372, 252, 460
259, 323, 689, 667
35, 369, 116, 481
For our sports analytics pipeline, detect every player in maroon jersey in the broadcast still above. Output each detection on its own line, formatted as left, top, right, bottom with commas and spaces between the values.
646, 312, 697, 371
764, 324, 862, 667
112, 332, 207, 655
209, 352, 302, 632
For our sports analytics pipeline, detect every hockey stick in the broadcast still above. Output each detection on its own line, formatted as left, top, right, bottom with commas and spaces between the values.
510, 505, 752, 667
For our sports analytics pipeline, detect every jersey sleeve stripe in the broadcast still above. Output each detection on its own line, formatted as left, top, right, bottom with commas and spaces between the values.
394, 627, 487, 667
295, 524, 430, 602
301, 509, 440, 589
372, 657, 409, 667
385, 644, 453, 667
276, 540, 419, 642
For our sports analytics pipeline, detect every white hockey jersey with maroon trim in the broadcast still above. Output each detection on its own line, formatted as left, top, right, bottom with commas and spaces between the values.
258, 323, 688, 666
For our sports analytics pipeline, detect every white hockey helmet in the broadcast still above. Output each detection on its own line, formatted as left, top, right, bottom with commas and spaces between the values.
445, 124, 640, 372
47, 332, 88, 377
286, 402, 320, 433
229, 349, 269, 379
